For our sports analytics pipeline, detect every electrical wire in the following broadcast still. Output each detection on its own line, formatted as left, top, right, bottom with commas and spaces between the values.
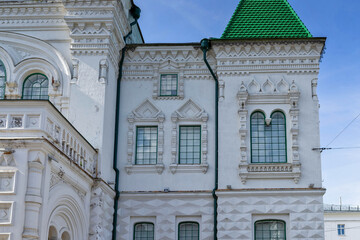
325, 112, 360, 148
325, 225, 360, 232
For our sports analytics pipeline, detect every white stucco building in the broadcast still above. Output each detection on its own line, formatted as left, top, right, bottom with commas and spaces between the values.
0, 0, 327, 239
324, 205, 360, 240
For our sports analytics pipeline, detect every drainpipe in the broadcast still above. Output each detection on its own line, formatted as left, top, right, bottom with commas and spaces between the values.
200, 38, 219, 240
112, 5, 141, 240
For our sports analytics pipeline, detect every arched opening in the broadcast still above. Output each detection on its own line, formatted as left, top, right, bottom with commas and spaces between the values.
48, 226, 58, 240
22, 73, 49, 100
0, 59, 6, 99
61, 231, 71, 240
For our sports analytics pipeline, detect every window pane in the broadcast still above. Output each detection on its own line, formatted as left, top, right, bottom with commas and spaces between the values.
160, 74, 178, 96
135, 127, 157, 165
134, 223, 154, 240
22, 74, 49, 100
255, 220, 285, 240
0, 60, 6, 99
179, 126, 201, 164
179, 222, 199, 240
251, 112, 287, 163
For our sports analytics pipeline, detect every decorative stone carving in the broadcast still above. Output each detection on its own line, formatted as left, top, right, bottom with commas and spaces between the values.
26, 115, 40, 129
0, 150, 15, 167
125, 99, 165, 174
0, 202, 12, 225
169, 99, 209, 174
71, 58, 79, 83
51, 76, 61, 91
311, 78, 318, 100
0, 171, 16, 193
0, 116, 6, 128
10, 116, 22, 128
237, 77, 301, 183
99, 59, 108, 84
219, 80, 225, 101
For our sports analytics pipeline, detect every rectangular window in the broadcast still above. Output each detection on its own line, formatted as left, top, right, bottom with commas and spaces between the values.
179, 126, 201, 164
135, 126, 158, 165
160, 74, 177, 96
337, 224, 345, 235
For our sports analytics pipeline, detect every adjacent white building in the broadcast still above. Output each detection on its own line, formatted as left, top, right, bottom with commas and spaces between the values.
324, 205, 360, 240
0, 0, 327, 239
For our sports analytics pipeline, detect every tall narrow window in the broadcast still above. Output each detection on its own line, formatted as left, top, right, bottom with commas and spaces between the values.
0, 60, 6, 99
134, 222, 154, 240
22, 73, 49, 100
251, 111, 286, 163
160, 74, 177, 96
179, 126, 201, 164
135, 126, 158, 165
337, 224, 345, 236
178, 222, 199, 240
255, 220, 286, 240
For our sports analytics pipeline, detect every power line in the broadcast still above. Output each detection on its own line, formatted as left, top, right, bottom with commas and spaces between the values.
313, 146, 360, 152
325, 225, 360, 232
325, 112, 360, 148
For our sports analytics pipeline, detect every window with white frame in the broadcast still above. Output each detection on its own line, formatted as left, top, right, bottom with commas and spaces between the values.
135, 126, 158, 165
160, 74, 178, 96
337, 224, 345, 236
22, 73, 49, 100
179, 126, 201, 164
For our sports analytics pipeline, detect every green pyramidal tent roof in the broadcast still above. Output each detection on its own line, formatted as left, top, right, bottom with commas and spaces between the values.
221, 0, 312, 39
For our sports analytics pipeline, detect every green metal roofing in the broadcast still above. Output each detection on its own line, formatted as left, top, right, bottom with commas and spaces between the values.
221, 0, 312, 39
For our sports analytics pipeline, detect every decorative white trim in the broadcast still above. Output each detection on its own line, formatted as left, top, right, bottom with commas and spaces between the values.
152, 60, 185, 100
125, 99, 165, 175
169, 99, 209, 174
99, 59, 109, 84
0, 202, 14, 226
237, 77, 301, 184
71, 58, 79, 83
0, 170, 17, 194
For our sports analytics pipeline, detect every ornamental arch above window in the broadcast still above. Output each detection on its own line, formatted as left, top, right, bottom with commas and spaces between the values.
0, 60, 6, 99
22, 73, 49, 100
255, 220, 286, 240
251, 111, 287, 163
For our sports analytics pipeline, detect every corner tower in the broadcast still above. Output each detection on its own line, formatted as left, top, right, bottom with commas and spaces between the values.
216, 0, 326, 239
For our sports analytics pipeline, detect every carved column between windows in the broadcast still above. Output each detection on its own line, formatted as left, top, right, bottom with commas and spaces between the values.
289, 81, 301, 183
237, 83, 249, 184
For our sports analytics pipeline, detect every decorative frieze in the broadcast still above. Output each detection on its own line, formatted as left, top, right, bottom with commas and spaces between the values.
0, 170, 16, 193
0, 202, 13, 225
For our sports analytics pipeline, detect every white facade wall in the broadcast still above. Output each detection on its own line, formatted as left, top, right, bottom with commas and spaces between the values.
324, 211, 360, 240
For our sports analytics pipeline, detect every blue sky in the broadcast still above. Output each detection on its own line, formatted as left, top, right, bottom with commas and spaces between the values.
136, 0, 360, 205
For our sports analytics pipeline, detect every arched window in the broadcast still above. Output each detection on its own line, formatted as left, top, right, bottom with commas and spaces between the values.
255, 220, 286, 240
134, 222, 154, 240
251, 111, 286, 163
22, 73, 49, 100
61, 231, 71, 240
48, 226, 58, 240
178, 222, 199, 240
0, 60, 6, 99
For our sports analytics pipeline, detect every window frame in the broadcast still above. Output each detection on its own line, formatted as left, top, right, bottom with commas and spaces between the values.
337, 224, 345, 236
254, 219, 286, 240
178, 125, 202, 165
160, 73, 178, 97
0, 60, 6, 99
22, 73, 49, 100
178, 221, 199, 240
133, 222, 154, 240
135, 126, 158, 165
250, 111, 287, 164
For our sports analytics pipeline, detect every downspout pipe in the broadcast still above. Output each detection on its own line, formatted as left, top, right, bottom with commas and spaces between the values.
112, 5, 141, 240
200, 38, 219, 240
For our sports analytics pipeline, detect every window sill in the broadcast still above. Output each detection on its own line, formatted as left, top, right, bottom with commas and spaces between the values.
169, 163, 208, 174
238, 162, 301, 184
153, 95, 184, 100
125, 163, 164, 175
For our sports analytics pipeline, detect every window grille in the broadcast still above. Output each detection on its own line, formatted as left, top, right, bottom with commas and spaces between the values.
134, 223, 154, 240
135, 126, 158, 165
179, 126, 201, 164
255, 220, 286, 240
0, 60, 6, 99
22, 73, 49, 100
178, 222, 199, 240
160, 74, 178, 96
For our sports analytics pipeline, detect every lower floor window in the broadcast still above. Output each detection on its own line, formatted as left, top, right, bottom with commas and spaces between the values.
178, 222, 199, 240
337, 224, 345, 235
134, 222, 154, 240
255, 220, 285, 240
